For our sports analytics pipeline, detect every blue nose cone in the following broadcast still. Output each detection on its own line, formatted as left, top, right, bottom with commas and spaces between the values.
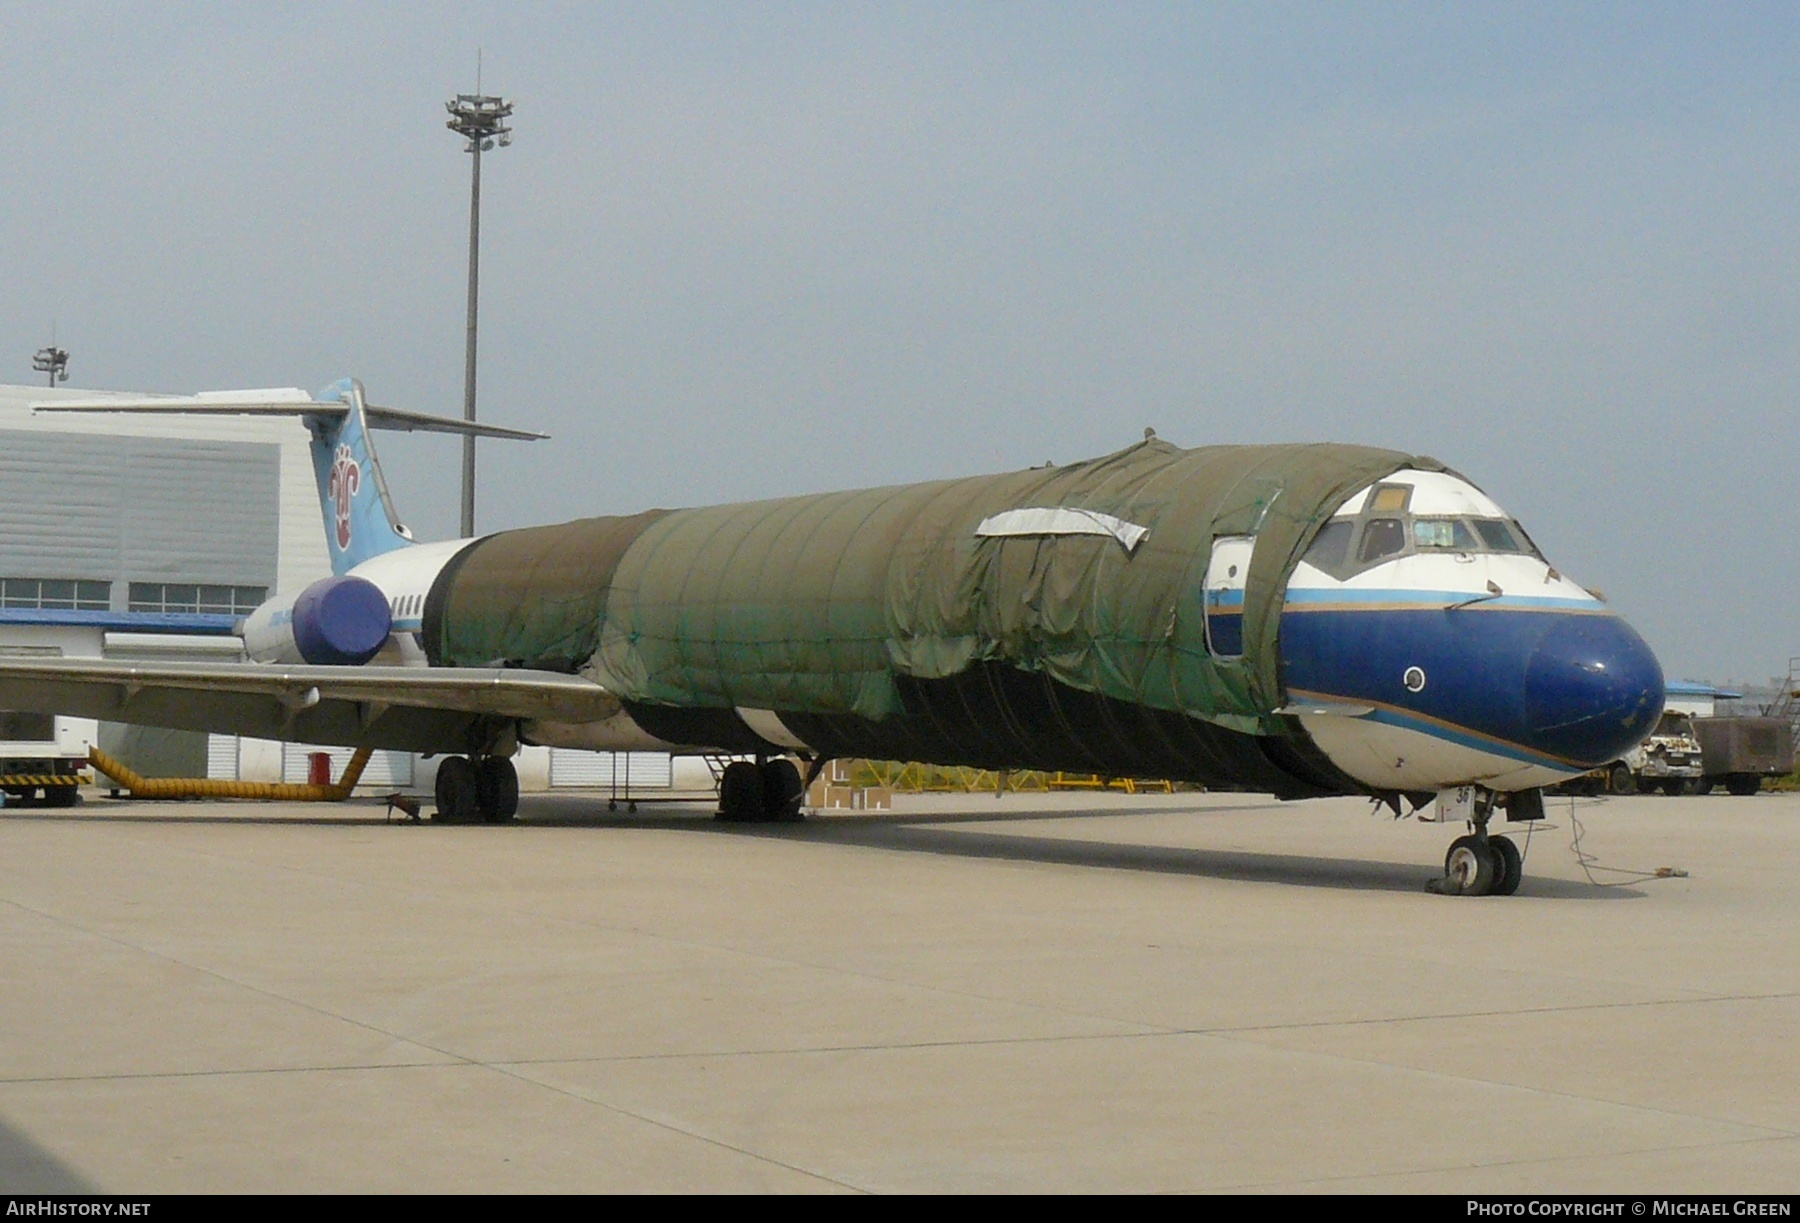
1523, 615, 1664, 766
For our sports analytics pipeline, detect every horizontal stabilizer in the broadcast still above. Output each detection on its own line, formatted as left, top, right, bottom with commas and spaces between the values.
34, 397, 547, 441
362, 403, 547, 440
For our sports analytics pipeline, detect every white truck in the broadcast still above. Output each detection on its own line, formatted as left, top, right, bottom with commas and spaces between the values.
1555, 709, 1707, 796
0, 711, 93, 807
1613, 710, 1707, 795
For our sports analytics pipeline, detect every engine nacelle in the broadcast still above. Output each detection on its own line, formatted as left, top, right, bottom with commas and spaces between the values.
241, 575, 393, 666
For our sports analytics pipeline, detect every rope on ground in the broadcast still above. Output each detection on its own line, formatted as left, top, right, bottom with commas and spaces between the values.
1564, 792, 1689, 886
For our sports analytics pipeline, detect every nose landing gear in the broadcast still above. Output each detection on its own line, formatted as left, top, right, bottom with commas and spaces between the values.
1431, 789, 1526, 896
1443, 835, 1498, 894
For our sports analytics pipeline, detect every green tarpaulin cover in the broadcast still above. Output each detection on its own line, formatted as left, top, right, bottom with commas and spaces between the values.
427, 439, 1443, 734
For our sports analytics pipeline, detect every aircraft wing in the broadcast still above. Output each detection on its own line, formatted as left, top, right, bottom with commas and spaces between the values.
0, 658, 619, 755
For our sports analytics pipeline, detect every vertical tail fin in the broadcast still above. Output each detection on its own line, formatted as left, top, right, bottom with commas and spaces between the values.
308, 378, 414, 576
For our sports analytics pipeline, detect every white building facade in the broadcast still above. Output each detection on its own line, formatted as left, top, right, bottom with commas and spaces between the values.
1, 382, 690, 795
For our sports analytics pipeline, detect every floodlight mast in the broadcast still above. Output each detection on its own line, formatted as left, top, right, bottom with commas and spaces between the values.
444, 91, 513, 538
32, 346, 69, 388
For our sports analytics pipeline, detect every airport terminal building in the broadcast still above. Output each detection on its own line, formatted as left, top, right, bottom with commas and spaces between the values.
0, 382, 676, 797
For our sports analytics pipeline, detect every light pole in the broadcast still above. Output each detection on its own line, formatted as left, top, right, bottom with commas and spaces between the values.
32, 345, 69, 388
444, 90, 513, 538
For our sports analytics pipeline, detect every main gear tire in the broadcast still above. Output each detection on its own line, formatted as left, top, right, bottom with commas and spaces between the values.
434, 756, 479, 824
759, 758, 806, 822
476, 756, 520, 823
717, 760, 766, 822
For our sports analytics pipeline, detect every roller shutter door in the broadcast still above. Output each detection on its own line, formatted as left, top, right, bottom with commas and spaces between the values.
206, 735, 239, 780
281, 743, 414, 787
549, 749, 672, 788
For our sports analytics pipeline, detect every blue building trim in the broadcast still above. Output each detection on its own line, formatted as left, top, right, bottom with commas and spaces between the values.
0, 609, 239, 634
1665, 679, 1741, 701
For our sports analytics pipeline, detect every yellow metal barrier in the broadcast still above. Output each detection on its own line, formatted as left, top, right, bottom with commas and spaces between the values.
1045, 773, 1174, 794
845, 760, 1177, 795
86, 746, 373, 802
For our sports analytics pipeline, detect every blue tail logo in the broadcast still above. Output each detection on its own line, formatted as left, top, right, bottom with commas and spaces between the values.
308, 377, 413, 575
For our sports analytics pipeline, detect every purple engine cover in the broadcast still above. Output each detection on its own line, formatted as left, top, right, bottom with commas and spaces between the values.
291, 575, 392, 666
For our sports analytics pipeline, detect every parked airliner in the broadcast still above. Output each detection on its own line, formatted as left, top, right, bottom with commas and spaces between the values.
0, 379, 1663, 897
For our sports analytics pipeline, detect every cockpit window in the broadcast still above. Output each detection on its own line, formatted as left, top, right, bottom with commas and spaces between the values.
1370, 485, 1411, 513
1413, 518, 1478, 550
1472, 519, 1523, 552
1301, 494, 1550, 580
1358, 518, 1407, 563
1511, 520, 1544, 558
1303, 520, 1354, 570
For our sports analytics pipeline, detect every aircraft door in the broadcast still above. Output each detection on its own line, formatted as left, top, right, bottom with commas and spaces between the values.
1204, 535, 1255, 658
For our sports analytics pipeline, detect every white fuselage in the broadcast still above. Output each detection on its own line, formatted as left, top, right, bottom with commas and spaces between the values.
343, 539, 474, 667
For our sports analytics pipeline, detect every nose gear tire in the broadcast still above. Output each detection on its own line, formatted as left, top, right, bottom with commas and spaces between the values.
1442, 835, 1499, 896
1488, 834, 1523, 895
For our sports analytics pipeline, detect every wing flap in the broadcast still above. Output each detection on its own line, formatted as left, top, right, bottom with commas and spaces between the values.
0, 659, 620, 754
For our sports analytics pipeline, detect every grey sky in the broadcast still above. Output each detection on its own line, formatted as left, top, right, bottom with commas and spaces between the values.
4, 3, 1795, 685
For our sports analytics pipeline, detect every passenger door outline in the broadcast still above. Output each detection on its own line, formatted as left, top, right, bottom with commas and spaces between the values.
1204, 535, 1254, 658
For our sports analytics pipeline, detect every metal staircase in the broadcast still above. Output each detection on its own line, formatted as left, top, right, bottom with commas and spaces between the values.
1768, 656, 1800, 741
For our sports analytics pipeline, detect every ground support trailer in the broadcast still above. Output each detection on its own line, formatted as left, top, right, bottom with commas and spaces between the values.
1693, 716, 1795, 796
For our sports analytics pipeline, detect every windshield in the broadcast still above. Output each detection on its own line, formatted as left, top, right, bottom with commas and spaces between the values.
1304, 513, 1545, 577
1472, 520, 1528, 552
1653, 712, 1694, 738
1414, 518, 1479, 550
1359, 519, 1407, 563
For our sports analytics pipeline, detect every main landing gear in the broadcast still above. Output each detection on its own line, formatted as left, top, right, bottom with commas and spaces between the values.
1431, 788, 1530, 897
433, 755, 519, 824
715, 757, 806, 824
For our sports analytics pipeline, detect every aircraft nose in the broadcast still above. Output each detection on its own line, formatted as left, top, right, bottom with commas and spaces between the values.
1523, 614, 1664, 767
